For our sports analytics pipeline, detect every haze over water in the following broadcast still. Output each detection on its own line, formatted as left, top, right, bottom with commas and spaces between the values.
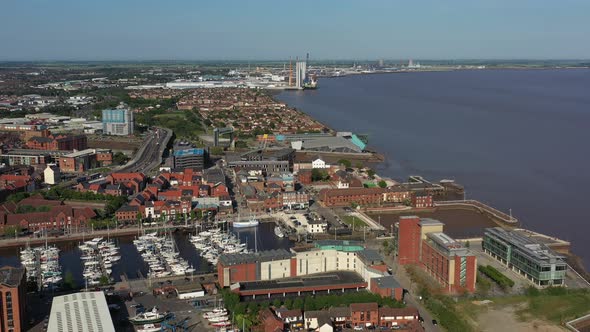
278, 69, 590, 267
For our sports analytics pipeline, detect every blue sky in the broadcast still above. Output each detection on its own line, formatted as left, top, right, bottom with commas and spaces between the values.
1, 0, 589, 60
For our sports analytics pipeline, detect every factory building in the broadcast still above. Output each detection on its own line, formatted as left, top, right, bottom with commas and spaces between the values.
393, 216, 477, 293
102, 108, 134, 136
483, 227, 567, 287
217, 241, 403, 300
48, 291, 115, 332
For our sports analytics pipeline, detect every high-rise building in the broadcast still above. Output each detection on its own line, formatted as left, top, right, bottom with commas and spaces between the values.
102, 108, 134, 136
295, 61, 307, 89
0, 266, 27, 332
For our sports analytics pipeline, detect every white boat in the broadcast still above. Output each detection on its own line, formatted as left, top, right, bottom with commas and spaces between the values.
232, 219, 259, 228
274, 226, 285, 238
137, 323, 162, 332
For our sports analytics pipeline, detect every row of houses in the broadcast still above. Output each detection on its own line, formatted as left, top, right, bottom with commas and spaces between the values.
259, 304, 421, 332
103, 168, 233, 223
0, 195, 96, 234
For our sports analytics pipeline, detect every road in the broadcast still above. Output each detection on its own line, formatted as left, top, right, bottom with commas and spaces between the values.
116, 127, 172, 174
366, 239, 439, 332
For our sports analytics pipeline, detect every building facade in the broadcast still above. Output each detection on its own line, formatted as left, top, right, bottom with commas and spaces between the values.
173, 148, 205, 170
394, 216, 477, 293
0, 266, 26, 332
483, 227, 567, 287
102, 108, 134, 135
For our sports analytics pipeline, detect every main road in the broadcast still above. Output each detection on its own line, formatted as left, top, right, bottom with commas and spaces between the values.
116, 127, 172, 174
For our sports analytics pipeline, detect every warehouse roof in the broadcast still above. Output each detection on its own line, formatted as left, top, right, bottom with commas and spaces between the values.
219, 248, 293, 266
48, 291, 115, 332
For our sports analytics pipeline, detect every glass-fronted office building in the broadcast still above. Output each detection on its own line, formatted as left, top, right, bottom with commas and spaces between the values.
483, 227, 567, 287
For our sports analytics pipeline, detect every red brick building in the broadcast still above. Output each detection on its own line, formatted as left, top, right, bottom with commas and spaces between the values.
0, 266, 27, 332
0, 203, 96, 234
370, 276, 404, 301
378, 307, 420, 329
319, 188, 387, 207
350, 302, 379, 328
26, 134, 87, 151
394, 216, 477, 293
258, 308, 284, 332
115, 205, 140, 223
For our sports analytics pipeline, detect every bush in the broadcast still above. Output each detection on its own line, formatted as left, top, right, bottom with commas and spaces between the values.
478, 265, 514, 289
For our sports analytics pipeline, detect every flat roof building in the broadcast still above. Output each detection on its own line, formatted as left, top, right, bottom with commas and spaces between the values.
173, 148, 205, 170
48, 291, 115, 332
483, 227, 567, 287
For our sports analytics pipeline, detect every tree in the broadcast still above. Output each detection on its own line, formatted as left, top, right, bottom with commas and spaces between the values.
311, 169, 329, 182
99, 275, 110, 286
367, 169, 376, 179
293, 297, 304, 310
136, 212, 143, 225
64, 271, 76, 290
4, 225, 21, 238
355, 162, 364, 169
284, 298, 293, 309
338, 159, 352, 168
112, 151, 129, 165
272, 299, 282, 308
378, 180, 387, 188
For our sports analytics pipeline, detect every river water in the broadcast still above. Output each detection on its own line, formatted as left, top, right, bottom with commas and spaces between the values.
277, 69, 590, 267
0, 222, 292, 287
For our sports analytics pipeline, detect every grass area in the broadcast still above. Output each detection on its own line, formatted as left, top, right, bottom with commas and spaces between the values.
342, 215, 367, 229
516, 288, 590, 324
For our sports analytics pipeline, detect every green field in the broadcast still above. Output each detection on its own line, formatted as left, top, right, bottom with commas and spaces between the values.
342, 215, 367, 229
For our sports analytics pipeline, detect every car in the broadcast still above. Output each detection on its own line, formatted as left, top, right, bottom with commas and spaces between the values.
392, 326, 401, 330
432, 319, 438, 326
353, 326, 363, 331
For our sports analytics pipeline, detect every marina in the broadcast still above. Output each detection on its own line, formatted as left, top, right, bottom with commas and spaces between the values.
2, 222, 293, 290
20, 243, 62, 291
78, 237, 121, 287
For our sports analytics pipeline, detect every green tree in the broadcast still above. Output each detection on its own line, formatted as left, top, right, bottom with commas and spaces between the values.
311, 169, 329, 182
378, 180, 387, 188
293, 297, 304, 310
284, 298, 293, 309
272, 299, 282, 308
338, 159, 352, 168
64, 271, 77, 290
367, 169, 376, 179
99, 275, 110, 286
4, 225, 21, 238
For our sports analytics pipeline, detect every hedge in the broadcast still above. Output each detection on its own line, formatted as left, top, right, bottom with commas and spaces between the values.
478, 265, 515, 289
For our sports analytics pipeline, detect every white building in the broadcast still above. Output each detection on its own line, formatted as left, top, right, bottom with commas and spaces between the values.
43, 163, 60, 185
307, 219, 328, 233
102, 108, 134, 136
295, 61, 307, 89
48, 291, 116, 332
311, 157, 329, 169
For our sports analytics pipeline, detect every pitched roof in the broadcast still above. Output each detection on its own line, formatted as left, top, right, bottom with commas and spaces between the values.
350, 302, 378, 311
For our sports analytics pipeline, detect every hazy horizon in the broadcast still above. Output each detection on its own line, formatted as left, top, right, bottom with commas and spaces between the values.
1, 0, 590, 61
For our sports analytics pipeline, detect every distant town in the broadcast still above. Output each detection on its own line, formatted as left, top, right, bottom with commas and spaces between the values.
0, 60, 589, 332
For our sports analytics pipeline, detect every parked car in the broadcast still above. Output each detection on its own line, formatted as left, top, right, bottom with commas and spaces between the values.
432, 319, 438, 326
353, 326, 363, 331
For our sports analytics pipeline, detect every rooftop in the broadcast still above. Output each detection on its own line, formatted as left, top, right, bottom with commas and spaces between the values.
485, 227, 565, 263
48, 291, 115, 332
0, 266, 25, 287
418, 217, 445, 227
371, 275, 402, 290
238, 271, 365, 293
219, 248, 293, 266
426, 232, 471, 257
174, 148, 205, 157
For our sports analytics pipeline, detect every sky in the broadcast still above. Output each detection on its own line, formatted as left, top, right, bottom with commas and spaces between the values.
1, 0, 589, 61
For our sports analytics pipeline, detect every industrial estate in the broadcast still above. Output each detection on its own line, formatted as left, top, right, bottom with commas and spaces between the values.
0, 59, 588, 332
